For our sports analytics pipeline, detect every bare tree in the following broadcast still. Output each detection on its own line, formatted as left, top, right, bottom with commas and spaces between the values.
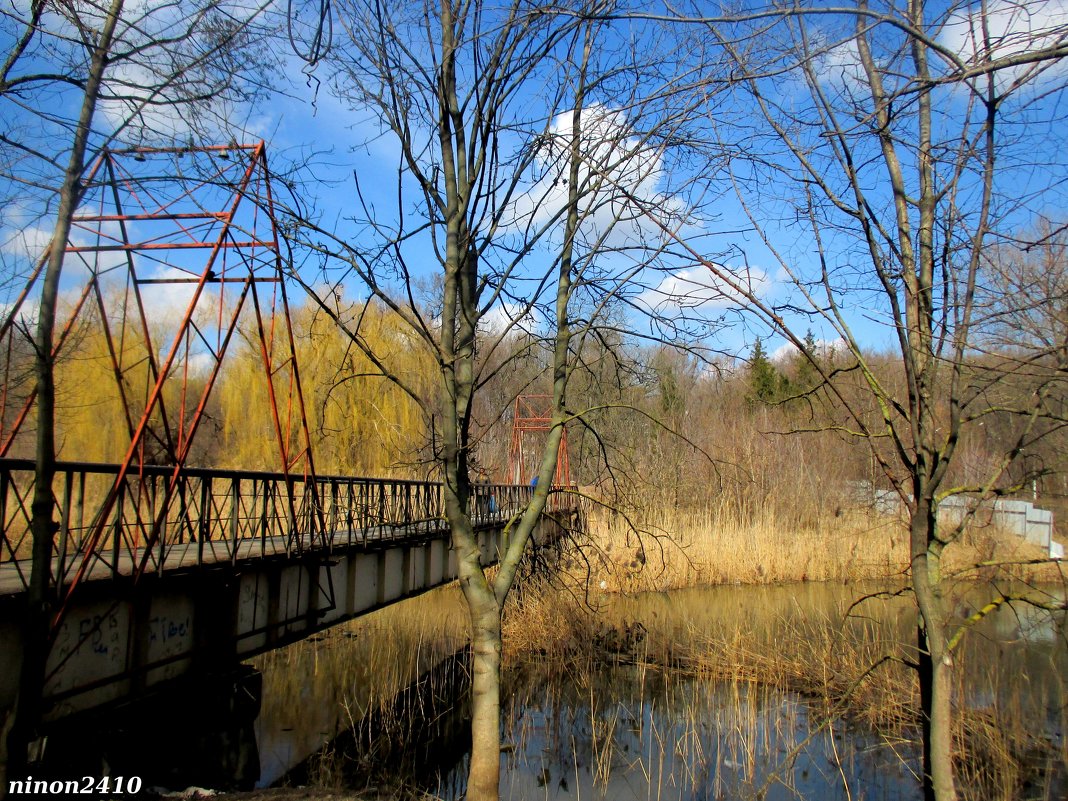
982, 220, 1068, 359
287, 1, 718, 797
614, 1, 1068, 798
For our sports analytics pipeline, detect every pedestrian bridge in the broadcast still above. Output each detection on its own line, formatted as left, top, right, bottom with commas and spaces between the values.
0, 459, 582, 725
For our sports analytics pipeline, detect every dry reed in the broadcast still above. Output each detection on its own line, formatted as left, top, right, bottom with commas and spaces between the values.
581, 504, 1064, 592
255, 585, 470, 790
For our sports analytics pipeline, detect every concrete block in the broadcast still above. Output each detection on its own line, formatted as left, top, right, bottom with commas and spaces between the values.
873, 489, 901, 516
379, 548, 404, 603
143, 592, 195, 688
997, 499, 1032, 514
426, 540, 444, 584
47, 600, 131, 700
407, 545, 427, 591
1025, 507, 1053, 548
319, 561, 348, 624
992, 499, 1029, 536
237, 572, 269, 653
351, 552, 378, 613
278, 568, 306, 634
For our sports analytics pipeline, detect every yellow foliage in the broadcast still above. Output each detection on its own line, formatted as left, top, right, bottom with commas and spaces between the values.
35, 289, 432, 477
213, 299, 433, 477
52, 310, 150, 463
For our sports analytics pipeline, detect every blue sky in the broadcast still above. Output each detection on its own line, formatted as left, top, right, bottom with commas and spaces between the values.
3, 0, 1068, 367
254, 0, 1068, 366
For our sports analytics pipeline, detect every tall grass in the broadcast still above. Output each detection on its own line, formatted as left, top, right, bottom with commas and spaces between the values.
582, 504, 1063, 592
251, 509, 1065, 798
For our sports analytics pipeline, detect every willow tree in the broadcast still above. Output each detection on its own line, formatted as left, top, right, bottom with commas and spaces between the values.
292, 1, 714, 797
650, 2, 1068, 798
0, 0, 276, 775
212, 299, 435, 474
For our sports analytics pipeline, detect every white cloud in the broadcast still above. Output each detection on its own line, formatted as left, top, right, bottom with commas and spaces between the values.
0, 224, 52, 263
637, 265, 770, 314
183, 350, 216, 376
0, 297, 39, 332
101, 61, 195, 141
136, 265, 220, 325
940, 0, 1068, 86
0, 217, 128, 282
814, 38, 868, 90
769, 337, 846, 364
479, 300, 538, 336
809, 2, 1068, 94
508, 104, 683, 250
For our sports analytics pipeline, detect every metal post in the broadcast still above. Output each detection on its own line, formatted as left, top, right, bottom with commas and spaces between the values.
111, 481, 124, 580
230, 476, 240, 562
198, 476, 210, 566
58, 470, 72, 583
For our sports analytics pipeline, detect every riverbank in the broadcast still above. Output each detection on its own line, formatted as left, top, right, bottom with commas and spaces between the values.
501, 573, 1066, 800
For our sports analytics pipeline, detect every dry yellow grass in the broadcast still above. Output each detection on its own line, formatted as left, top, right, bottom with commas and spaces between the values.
578, 506, 1064, 592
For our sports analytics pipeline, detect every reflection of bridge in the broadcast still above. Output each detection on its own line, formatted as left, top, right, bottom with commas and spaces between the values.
0, 458, 578, 723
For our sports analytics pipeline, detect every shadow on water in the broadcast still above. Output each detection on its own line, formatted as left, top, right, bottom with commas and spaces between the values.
286, 648, 473, 797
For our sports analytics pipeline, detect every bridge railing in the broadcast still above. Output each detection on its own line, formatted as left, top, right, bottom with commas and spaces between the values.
0, 459, 576, 594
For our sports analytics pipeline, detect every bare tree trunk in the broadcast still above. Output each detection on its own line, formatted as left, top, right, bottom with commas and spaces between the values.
5, 0, 125, 778
460, 550, 503, 801
911, 498, 956, 801
917, 634, 956, 801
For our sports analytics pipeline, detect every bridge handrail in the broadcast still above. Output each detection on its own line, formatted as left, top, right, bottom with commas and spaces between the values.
0, 459, 578, 596
0, 458, 478, 487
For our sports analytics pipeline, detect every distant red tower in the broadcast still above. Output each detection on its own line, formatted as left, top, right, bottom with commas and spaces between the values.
507, 394, 570, 486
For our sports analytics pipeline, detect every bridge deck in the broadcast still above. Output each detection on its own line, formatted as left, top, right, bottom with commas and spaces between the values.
0, 458, 583, 724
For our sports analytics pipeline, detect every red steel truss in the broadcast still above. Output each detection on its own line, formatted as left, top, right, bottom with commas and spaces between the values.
0, 142, 323, 615
507, 394, 570, 487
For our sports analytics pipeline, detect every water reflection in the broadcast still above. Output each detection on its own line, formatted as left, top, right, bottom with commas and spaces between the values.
253, 586, 471, 786
256, 580, 1067, 799
484, 663, 920, 801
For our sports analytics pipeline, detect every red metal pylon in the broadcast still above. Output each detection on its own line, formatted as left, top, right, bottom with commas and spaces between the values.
0, 142, 323, 613
507, 394, 570, 487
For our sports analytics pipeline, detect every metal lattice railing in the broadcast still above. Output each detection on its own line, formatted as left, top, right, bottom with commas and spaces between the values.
0, 459, 567, 596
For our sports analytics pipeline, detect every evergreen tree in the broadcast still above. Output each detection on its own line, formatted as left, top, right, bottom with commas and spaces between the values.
748, 339, 784, 404
793, 329, 820, 391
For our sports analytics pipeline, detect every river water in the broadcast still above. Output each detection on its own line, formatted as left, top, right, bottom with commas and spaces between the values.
254, 581, 1067, 800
